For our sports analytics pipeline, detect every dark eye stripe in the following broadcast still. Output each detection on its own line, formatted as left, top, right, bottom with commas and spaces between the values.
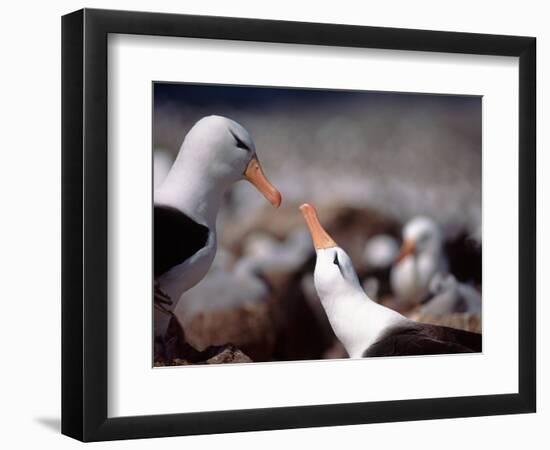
230, 130, 251, 151
333, 253, 344, 274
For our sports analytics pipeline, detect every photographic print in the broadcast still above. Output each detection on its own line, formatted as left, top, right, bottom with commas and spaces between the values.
153, 83, 482, 367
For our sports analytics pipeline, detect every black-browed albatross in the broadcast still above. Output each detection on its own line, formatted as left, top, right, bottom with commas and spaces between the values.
390, 216, 448, 307
154, 116, 281, 353
300, 204, 481, 358
419, 273, 482, 316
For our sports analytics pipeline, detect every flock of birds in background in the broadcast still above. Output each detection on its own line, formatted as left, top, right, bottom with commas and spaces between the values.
153, 115, 482, 363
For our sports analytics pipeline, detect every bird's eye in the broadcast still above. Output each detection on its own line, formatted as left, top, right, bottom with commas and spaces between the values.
230, 130, 251, 151
333, 253, 344, 275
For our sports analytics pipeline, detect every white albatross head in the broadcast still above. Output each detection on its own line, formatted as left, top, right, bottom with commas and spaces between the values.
156, 116, 281, 225
299, 204, 362, 301
395, 216, 442, 264
180, 115, 281, 206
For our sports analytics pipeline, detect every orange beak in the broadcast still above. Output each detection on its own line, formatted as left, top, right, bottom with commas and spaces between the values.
299, 203, 337, 249
395, 239, 416, 264
244, 157, 282, 208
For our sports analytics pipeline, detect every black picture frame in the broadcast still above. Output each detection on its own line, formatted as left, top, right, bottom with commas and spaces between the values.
62, 8, 536, 442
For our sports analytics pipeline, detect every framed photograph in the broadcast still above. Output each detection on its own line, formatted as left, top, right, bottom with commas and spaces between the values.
62, 8, 536, 442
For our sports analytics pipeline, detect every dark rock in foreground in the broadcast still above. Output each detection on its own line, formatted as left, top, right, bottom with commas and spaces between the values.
155, 344, 252, 366
206, 346, 253, 364
155, 316, 254, 365
183, 302, 276, 362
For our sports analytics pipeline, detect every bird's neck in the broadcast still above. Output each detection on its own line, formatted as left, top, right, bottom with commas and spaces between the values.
322, 291, 407, 358
416, 248, 442, 283
155, 156, 227, 229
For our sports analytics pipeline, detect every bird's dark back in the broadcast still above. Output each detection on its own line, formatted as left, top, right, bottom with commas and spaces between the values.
154, 205, 209, 277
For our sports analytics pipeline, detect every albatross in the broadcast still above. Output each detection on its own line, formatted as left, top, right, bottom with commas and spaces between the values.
419, 273, 482, 316
154, 116, 281, 346
390, 216, 447, 307
300, 204, 481, 358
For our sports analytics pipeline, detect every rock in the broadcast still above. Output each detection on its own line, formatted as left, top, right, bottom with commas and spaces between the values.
155, 345, 253, 366
154, 358, 192, 367
182, 302, 276, 362
154, 314, 189, 363
206, 346, 253, 364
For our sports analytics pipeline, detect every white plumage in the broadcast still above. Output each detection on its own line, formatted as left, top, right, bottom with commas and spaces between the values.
300, 204, 409, 358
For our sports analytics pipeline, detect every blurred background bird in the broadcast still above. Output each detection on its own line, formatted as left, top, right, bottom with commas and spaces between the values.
390, 216, 448, 308
418, 273, 482, 317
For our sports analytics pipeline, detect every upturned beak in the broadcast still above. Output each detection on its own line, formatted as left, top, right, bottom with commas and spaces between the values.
244, 157, 282, 208
395, 239, 416, 264
299, 203, 337, 249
